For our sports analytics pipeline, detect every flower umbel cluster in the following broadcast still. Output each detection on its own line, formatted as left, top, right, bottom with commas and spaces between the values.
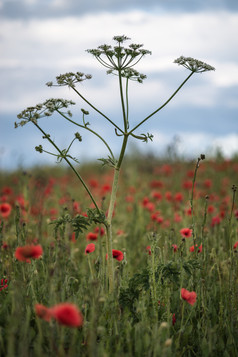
87, 35, 151, 79
174, 56, 215, 73
15, 98, 75, 127
46, 72, 92, 88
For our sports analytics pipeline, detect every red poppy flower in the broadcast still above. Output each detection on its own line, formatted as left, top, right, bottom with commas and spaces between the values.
172, 313, 176, 326
181, 288, 197, 306
146, 246, 151, 255
0, 203, 12, 218
183, 180, 193, 190
106, 249, 124, 261
35, 304, 52, 322
233, 241, 238, 250
86, 232, 98, 241
180, 228, 192, 238
0, 278, 8, 292
15, 244, 43, 262
94, 226, 105, 236
85, 243, 95, 254
235, 210, 238, 220
165, 191, 172, 201
51, 303, 83, 328
189, 244, 202, 253
172, 244, 178, 252
211, 215, 221, 227
1, 187, 13, 195
207, 205, 215, 214
152, 191, 162, 201
174, 192, 183, 202
174, 213, 182, 223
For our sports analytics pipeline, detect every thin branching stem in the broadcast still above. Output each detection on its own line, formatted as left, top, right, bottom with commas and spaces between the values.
56, 110, 115, 159
71, 87, 124, 134
32, 120, 101, 214
129, 72, 194, 134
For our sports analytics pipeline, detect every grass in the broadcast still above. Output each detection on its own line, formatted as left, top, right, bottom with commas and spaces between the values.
0, 154, 238, 356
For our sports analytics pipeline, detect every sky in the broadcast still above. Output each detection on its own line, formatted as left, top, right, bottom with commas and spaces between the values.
0, 0, 238, 170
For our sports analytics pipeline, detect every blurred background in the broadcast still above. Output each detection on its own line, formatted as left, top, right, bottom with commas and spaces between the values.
0, 0, 238, 171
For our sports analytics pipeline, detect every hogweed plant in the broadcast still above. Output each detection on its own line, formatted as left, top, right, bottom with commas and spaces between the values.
16, 35, 215, 293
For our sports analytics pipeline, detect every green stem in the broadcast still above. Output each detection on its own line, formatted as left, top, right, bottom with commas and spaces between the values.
71, 87, 124, 134
87, 255, 94, 280
129, 72, 194, 134
32, 121, 100, 214
56, 109, 115, 159
118, 69, 128, 132
125, 78, 129, 129
190, 157, 200, 249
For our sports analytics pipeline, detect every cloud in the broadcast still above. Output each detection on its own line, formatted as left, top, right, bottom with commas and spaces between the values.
1, 0, 238, 19
0, 8, 237, 170
135, 131, 238, 159
0, 10, 238, 114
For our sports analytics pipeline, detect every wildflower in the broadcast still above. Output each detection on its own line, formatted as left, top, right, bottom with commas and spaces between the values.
211, 215, 221, 227
203, 179, 212, 188
234, 210, 238, 220
86, 232, 98, 241
174, 192, 183, 202
106, 249, 124, 261
15, 244, 43, 262
144, 201, 155, 213
89, 178, 98, 188
174, 56, 215, 73
207, 205, 215, 214
125, 195, 134, 203
189, 244, 202, 253
161, 164, 172, 175
116, 229, 125, 236
185, 207, 192, 216
85, 243, 95, 254
172, 244, 178, 252
165, 191, 172, 201
1, 186, 13, 195
1, 242, 9, 249
0, 278, 8, 292
146, 246, 151, 255
51, 303, 84, 328
151, 211, 161, 221
233, 241, 238, 250
152, 191, 162, 200
94, 226, 105, 236
174, 213, 182, 223
150, 180, 163, 189
180, 228, 192, 238
35, 304, 52, 322
0, 203, 12, 218
183, 180, 193, 190
181, 288, 197, 305
101, 184, 111, 195
172, 313, 176, 326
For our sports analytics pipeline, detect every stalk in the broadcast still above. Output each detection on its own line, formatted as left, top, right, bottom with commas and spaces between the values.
129, 72, 194, 134
32, 121, 100, 214
105, 66, 129, 293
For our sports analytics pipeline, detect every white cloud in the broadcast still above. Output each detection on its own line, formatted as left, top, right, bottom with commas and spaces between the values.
143, 131, 238, 158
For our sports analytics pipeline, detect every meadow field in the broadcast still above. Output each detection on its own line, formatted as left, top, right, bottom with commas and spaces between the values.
0, 154, 238, 356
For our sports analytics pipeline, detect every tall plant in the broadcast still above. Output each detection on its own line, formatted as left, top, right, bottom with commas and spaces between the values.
16, 35, 215, 292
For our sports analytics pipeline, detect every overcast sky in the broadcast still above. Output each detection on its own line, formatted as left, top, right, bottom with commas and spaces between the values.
0, 0, 238, 170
